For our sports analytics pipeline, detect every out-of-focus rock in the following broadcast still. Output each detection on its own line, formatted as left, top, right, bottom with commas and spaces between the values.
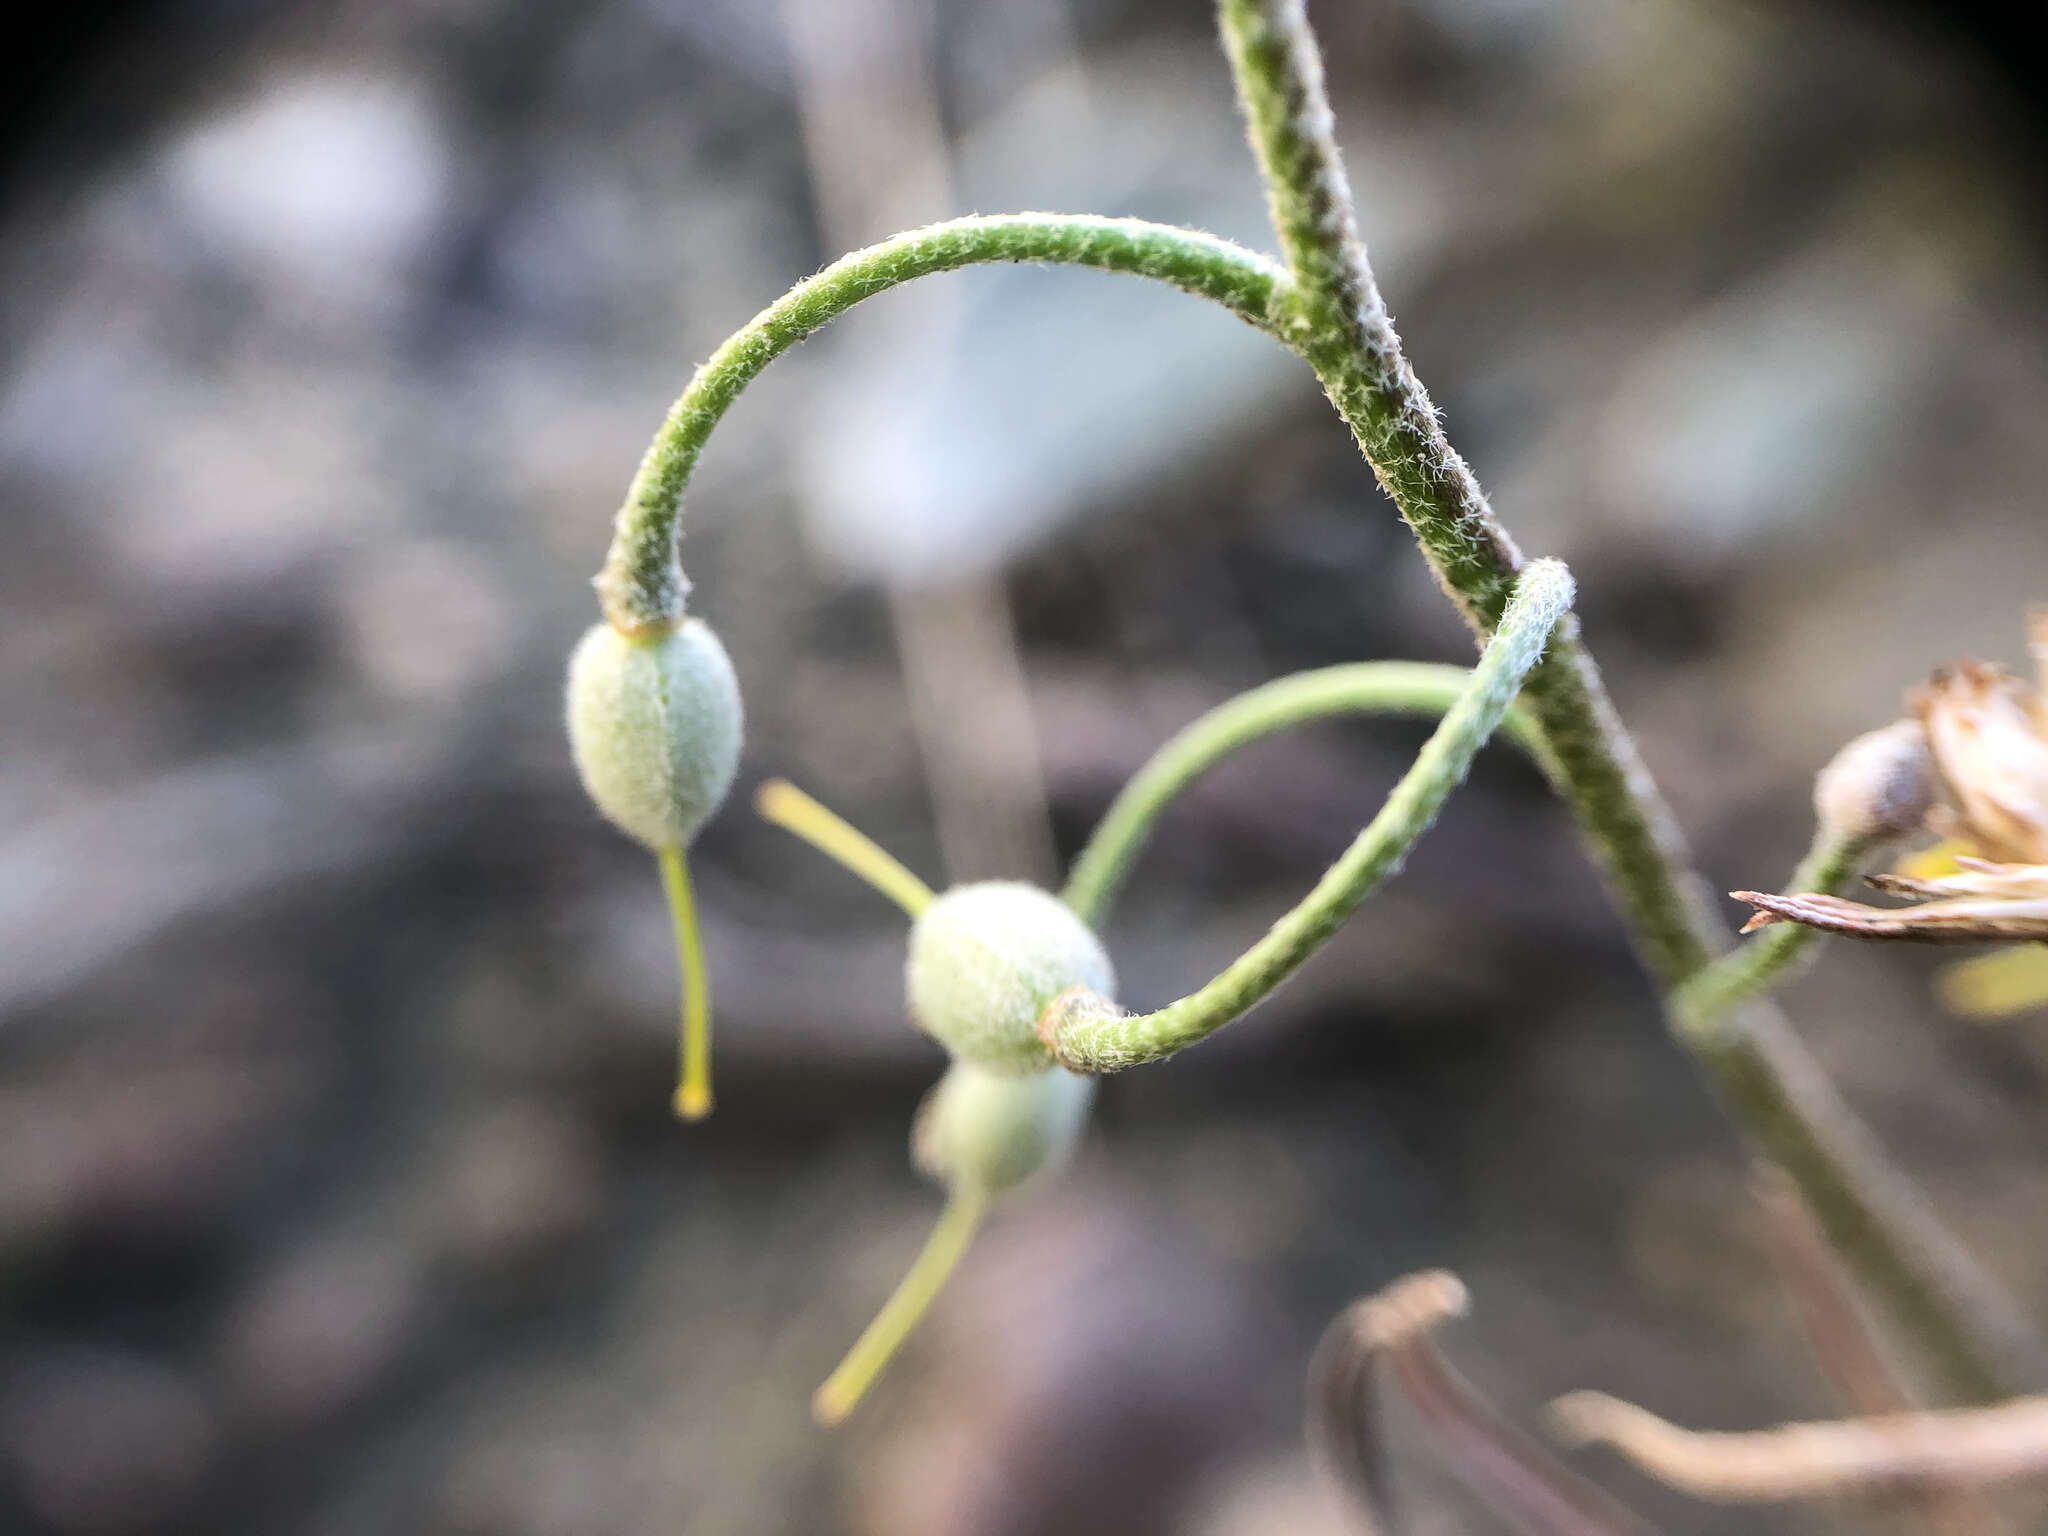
849, 1187, 1293, 1536
414, 1100, 605, 1275
215, 1228, 428, 1431
0, 1349, 217, 1535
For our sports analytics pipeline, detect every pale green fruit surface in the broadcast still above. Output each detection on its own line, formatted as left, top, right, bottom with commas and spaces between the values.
906, 881, 1114, 1073
565, 619, 742, 850
912, 1061, 1093, 1196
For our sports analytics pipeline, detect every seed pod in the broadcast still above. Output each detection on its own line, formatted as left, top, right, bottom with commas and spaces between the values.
565, 618, 743, 851
1813, 717, 1935, 850
912, 1060, 1094, 1196
905, 881, 1115, 1073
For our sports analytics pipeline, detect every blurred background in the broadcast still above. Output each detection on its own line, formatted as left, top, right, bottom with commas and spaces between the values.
4, 0, 2048, 1531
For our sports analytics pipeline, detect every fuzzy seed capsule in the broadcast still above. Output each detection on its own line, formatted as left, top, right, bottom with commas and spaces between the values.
905, 881, 1115, 1074
1812, 717, 1936, 850
912, 1060, 1093, 1196
565, 618, 743, 850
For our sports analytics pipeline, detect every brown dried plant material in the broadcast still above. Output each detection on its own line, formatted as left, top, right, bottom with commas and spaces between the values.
1309, 1271, 1651, 1536
1735, 615, 2048, 947
1549, 1390, 2048, 1503
1735, 862, 2048, 944
1914, 659, 2048, 866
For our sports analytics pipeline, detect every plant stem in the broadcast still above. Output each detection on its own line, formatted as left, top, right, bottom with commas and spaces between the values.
1672, 831, 1863, 1038
1042, 561, 1572, 1072
756, 778, 936, 917
812, 1182, 988, 1426
658, 846, 713, 1120
597, 215, 1291, 634
1062, 661, 1555, 928
1217, 0, 1716, 989
1215, 0, 2035, 1400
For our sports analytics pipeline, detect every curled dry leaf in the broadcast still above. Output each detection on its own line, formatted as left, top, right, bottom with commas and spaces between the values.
1735, 861, 2048, 945
1913, 656, 2048, 867
1309, 1270, 1651, 1536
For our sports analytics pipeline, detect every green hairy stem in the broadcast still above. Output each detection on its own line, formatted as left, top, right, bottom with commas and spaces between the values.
596, 215, 1290, 634
1218, 0, 1716, 988
587, 0, 2037, 1406
1217, 0, 2034, 1400
1062, 661, 1556, 928
1671, 831, 1865, 1039
1041, 560, 1573, 1072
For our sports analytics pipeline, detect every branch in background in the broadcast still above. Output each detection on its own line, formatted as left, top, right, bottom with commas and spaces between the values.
1755, 1165, 1920, 1421
1310, 1271, 1651, 1536
1754, 1167, 2007, 1536
1551, 1391, 2048, 1503
782, 0, 1060, 888
1214, 0, 2037, 1403
889, 578, 1060, 887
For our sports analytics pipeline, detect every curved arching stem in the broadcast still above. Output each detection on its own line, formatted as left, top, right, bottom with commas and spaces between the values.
596, 215, 1293, 634
1218, 0, 2036, 1403
1042, 561, 1574, 1073
1062, 661, 1558, 928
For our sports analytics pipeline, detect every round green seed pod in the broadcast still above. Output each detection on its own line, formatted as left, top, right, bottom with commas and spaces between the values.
905, 881, 1115, 1074
565, 618, 743, 850
912, 1060, 1093, 1196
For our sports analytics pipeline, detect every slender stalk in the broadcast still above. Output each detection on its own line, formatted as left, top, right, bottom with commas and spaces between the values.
756, 779, 935, 917
813, 1183, 987, 1425
1217, 0, 1715, 988
1042, 561, 1572, 1072
1215, 0, 2034, 1402
1063, 662, 1554, 928
658, 846, 713, 1120
1672, 830, 1862, 1038
597, 215, 1291, 634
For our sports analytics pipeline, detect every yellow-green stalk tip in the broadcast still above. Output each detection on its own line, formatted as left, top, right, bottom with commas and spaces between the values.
673, 1082, 713, 1120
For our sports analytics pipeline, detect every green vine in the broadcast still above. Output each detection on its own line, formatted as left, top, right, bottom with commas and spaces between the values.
1062, 661, 1555, 928
1043, 560, 1572, 1071
597, 215, 1290, 635
574, 0, 2039, 1423
1213, 0, 2028, 1401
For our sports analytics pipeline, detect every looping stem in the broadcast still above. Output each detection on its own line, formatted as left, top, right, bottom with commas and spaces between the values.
597, 215, 1293, 633
1043, 560, 1574, 1073
1061, 661, 1555, 929
1216, 0, 2033, 1402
